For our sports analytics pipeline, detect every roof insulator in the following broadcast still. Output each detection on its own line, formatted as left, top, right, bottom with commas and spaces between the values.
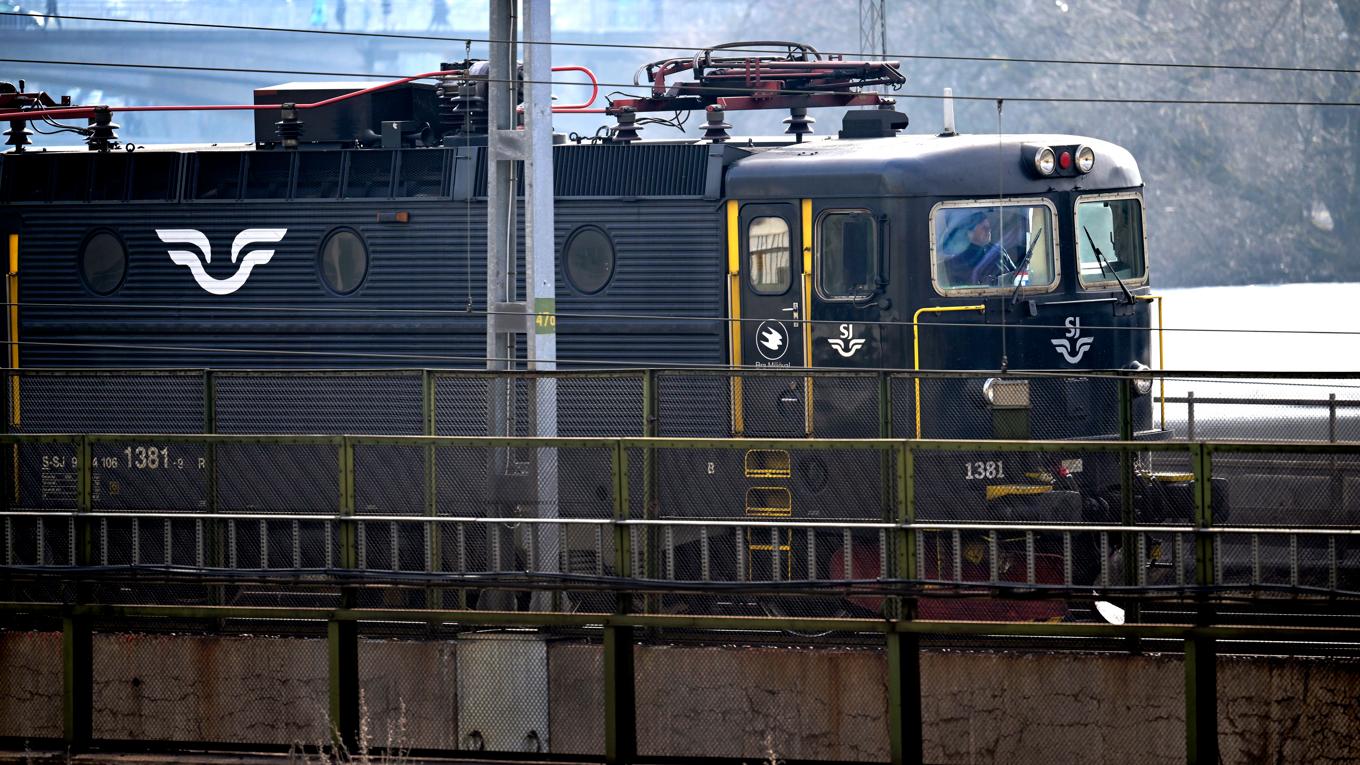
611, 107, 641, 143
702, 105, 732, 143
275, 103, 303, 150
86, 106, 120, 152
783, 106, 815, 143
4, 119, 31, 153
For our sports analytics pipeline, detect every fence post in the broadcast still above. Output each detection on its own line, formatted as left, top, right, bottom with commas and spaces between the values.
641, 371, 659, 614
1186, 442, 1218, 765
203, 372, 225, 606
328, 618, 360, 754
203, 374, 217, 517
76, 436, 93, 567
1329, 393, 1337, 443
1117, 379, 1141, 632
1186, 391, 1195, 441
880, 373, 894, 553
887, 441, 922, 765
423, 370, 440, 609
63, 435, 94, 750
604, 440, 636, 765
879, 371, 892, 437
62, 614, 93, 750
330, 436, 360, 753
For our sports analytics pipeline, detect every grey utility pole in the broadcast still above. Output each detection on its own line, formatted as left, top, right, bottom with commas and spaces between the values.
485, 0, 558, 604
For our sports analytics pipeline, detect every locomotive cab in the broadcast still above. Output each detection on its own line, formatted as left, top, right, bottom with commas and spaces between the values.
720, 118, 1159, 603
724, 127, 1154, 443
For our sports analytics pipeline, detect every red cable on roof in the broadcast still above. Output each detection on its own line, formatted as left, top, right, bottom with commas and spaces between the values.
0, 65, 599, 121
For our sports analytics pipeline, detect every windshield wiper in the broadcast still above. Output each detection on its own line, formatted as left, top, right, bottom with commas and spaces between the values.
1009, 228, 1045, 304
1083, 225, 1134, 304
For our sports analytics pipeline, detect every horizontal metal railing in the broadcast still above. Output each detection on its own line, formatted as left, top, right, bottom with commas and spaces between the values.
5, 366, 1360, 443
2, 433, 1358, 600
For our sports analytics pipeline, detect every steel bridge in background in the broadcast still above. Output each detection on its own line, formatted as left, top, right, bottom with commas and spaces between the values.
3, 368, 1360, 765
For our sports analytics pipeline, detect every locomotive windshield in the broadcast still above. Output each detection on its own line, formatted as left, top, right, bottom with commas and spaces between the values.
931, 201, 1057, 295
1076, 194, 1147, 287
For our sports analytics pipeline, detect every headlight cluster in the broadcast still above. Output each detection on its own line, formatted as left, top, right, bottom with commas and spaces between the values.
1031, 144, 1095, 177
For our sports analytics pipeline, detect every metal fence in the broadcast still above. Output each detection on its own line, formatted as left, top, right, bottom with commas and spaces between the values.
3, 606, 1359, 765
4, 433, 1360, 611
3, 369, 1360, 763
4, 433, 1360, 603
5, 367, 1360, 442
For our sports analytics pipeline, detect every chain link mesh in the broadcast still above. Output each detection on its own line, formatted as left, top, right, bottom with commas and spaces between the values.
6, 369, 1360, 444
89, 625, 329, 745
1159, 377, 1360, 442
0, 629, 63, 738
635, 630, 887, 762
216, 442, 340, 514
1217, 653, 1360, 763
7, 370, 1360, 760
6, 371, 204, 434
920, 642, 1186, 763
355, 626, 604, 756
214, 371, 424, 435
434, 373, 644, 437
358, 630, 458, 751
657, 370, 883, 438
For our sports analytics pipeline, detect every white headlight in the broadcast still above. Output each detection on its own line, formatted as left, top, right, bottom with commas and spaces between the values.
1075, 145, 1095, 173
1128, 362, 1153, 395
983, 378, 1030, 408
1034, 147, 1056, 176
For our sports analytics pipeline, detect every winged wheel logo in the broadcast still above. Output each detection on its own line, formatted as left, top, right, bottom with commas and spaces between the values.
157, 228, 287, 295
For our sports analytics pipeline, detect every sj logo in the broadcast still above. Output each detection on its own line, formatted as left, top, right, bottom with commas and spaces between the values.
1052, 316, 1094, 364
156, 228, 287, 295
826, 323, 867, 358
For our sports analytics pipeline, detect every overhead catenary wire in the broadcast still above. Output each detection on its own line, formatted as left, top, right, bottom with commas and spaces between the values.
4, 10, 1360, 77
5, 57, 1360, 110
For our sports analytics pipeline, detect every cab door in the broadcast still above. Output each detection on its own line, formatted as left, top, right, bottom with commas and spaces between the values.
728, 200, 810, 436
808, 202, 887, 370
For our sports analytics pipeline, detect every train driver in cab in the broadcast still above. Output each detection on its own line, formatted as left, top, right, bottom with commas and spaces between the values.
943, 210, 1011, 287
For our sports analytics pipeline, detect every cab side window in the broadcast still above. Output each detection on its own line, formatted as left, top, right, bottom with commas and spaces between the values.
817, 211, 876, 300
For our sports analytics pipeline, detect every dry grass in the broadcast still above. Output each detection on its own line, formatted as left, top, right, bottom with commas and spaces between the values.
290, 691, 410, 765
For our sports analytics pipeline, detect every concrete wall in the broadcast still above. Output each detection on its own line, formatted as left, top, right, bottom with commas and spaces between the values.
1219, 655, 1360, 764
634, 644, 888, 762
90, 633, 328, 744
921, 650, 1183, 763
2, 630, 1358, 763
0, 631, 62, 739
359, 639, 458, 751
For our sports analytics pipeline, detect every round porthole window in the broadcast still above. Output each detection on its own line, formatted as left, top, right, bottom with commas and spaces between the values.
563, 225, 615, 295
319, 228, 368, 295
79, 230, 127, 296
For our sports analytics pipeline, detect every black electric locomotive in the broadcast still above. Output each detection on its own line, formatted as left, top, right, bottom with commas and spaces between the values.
0, 44, 1174, 607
